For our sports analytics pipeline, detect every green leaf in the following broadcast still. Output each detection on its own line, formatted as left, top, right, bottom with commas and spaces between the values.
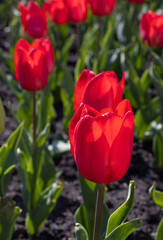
37, 124, 50, 147
0, 122, 24, 196
61, 64, 75, 98
153, 131, 163, 170
105, 218, 142, 240
0, 98, 5, 133
135, 97, 160, 139
157, 218, 163, 240
1, 165, 15, 196
26, 182, 63, 235
75, 223, 89, 240
0, 196, 21, 240
106, 180, 135, 236
149, 182, 163, 208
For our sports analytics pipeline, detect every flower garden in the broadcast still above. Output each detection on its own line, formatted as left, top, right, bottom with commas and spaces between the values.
0, 0, 163, 240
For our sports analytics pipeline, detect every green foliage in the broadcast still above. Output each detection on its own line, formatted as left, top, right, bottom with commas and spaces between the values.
75, 223, 89, 240
105, 181, 141, 240
26, 182, 63, 235
17, 125, 63, 236
157, 218, 163, 240
0, 123, 24, 197
0, 197, 21, 240
149, 183, 163, 240
105, 219, 142, 240
106, 180, 135, 235
149, 182, 163, 208
153, 131, 163, 170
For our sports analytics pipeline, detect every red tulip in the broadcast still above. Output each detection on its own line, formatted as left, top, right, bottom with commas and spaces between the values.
14, 38, 54, 91
74, 70, 125, 112
44, 0, 69, 25
89, 0, 116, 17
66, 0, 88, 24
140, 10, 163, 48
19, 1, 48, 39
69, 100, 134, 185
128, 0, 145, 4
45, 0, 88, 24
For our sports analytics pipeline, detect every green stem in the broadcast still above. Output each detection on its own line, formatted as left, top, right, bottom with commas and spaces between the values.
93, 184, 105, 240
33, 91, 36, 147
30, 91, 37, 211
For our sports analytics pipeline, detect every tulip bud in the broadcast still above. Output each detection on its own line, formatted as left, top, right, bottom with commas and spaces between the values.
0, 98, 5, 133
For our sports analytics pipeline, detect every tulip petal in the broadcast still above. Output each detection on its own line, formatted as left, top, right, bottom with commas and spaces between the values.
69, 104, 98, 157
83, 71, 121, 111
74, 69, 95, 110
74, 115, 110, 184
115, 99, 132, 118
108, 111, 134, 184
14, 39, 30, 80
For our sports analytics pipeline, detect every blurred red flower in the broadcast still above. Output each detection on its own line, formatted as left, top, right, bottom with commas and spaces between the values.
66, 0, 88, 24
14, 38, 54, 91
45, 0, 88, 24
74, 69, 125, 112
44, 0, 69, 25
140, 10, 163, 48
69, 100, 134, 185
89, 0, 116, 17
19, 1, 48, 39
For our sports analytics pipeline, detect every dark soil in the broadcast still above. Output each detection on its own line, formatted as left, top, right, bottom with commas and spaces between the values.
0, 23, 163, 240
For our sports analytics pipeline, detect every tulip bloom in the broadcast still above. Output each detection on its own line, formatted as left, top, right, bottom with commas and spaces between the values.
45, 0, 88, 24
14, 38, 54, 91
89, 0, 116, 17
66, 0, 88, 24
74, 70, 125, 112
19, 1, 48, 38
44, 0, 69, 25
69, 100, 134, 185
140, 10, 163, 48
128, 0, 145, 4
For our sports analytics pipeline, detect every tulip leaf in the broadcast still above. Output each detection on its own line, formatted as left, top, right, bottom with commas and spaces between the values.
0, 122, 24, 197
26, 182, 63, 235
0, 98, 5, 133
135, 97, 160, 139
149, 182, 163, 208
37, 124, 50, 147
75, 223, 89, 240
105, 218, 142, 240
157, 218, 163, 240
0, 196, 21, 240
1, 165, 15, 197
153, 131, 163, 170
106, 180, 135, 236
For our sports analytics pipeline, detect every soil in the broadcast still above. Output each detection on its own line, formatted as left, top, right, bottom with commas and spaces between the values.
0, 23, 163, 240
